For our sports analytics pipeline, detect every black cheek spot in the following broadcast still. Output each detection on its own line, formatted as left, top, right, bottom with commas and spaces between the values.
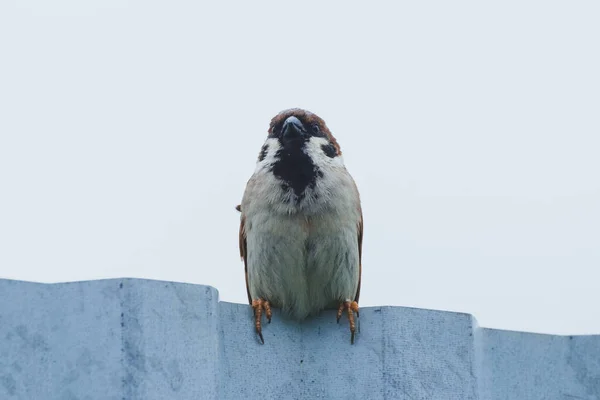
258, 144, 268, 162
321, 144, 337, 158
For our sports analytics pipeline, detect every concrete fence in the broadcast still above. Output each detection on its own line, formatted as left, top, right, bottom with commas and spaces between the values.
0, 278, 598, 399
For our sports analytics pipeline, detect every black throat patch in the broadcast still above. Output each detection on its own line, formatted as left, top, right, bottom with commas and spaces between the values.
270, 141, 322, 199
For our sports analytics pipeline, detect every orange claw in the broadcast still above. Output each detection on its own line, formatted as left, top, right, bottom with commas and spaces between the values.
337, 300, 360, 344
263, 300, 272, 323
336, 302, 345, 323
251, 299, 272, 344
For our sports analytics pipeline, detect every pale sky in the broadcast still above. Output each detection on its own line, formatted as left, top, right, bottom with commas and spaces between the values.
1, 1, 598, 335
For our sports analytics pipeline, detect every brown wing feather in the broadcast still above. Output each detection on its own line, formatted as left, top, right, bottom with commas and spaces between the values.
354, 211, 363, 303
239, 215, 252, 304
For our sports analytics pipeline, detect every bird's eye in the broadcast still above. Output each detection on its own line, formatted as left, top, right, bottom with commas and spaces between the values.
270, 124, 283, 137
311, 124, 320, 134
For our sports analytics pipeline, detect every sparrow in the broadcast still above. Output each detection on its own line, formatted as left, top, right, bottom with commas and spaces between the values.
238, 108, 363, 344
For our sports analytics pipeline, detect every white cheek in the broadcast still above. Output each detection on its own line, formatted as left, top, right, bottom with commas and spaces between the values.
304, 137, 345, 169
254, 138, 281, 173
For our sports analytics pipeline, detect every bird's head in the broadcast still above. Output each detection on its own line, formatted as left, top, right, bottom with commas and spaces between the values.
254, 108, 345, 201
266, 108, 341, 158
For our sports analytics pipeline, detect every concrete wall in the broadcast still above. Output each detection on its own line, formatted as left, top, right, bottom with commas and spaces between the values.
0, 278, 598, 399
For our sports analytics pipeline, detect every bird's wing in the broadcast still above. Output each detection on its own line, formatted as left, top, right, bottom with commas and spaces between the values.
354, 210, 363, 303
239, 214, 252, 304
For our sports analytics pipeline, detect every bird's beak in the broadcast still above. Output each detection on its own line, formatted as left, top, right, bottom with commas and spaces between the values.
282, 116, 306, 142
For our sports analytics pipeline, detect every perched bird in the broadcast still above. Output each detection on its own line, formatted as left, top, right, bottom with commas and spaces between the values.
238, 108, 363, 344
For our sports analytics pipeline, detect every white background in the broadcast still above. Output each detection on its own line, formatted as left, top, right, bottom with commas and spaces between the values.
1, 1, 599, 334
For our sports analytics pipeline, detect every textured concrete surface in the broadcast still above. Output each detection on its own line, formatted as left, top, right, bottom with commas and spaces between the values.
0, 278, 598, 399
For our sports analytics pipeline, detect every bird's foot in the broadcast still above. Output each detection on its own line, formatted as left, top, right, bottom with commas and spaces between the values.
251, 298, 272, 344
337, 300, 359, 344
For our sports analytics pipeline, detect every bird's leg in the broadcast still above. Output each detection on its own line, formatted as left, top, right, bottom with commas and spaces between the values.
263, 300, 272, 323
251, 298, 272, 344
337, 300, 360, 344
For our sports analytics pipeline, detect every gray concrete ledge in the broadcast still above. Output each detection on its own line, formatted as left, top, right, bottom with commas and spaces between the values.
0, 278, 598, 399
